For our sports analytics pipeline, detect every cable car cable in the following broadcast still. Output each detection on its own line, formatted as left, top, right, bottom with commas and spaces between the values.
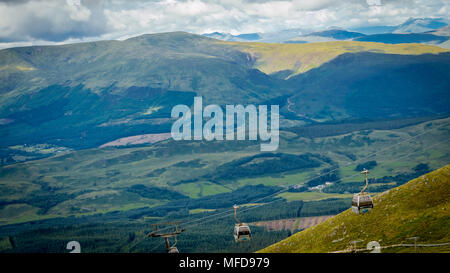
185, 135, 450, 229
131, 137, 448, 251
129, 120, 450, 249
171, 120, 450, 230
178, 137, 450, 231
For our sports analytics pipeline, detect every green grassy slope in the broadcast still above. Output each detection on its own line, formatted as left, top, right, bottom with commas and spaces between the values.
0, 32, 289, 151
288, 52, 450, 120
259, 164, 450, 253
354, 33, 449, 45
285, 52, 450, 121
0, 32, 285, 104
231, 40, 449, 77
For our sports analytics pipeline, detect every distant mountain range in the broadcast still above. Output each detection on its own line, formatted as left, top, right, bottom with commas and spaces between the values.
393, 17, 449, 34
204, 28, 311, 43
349, 25, 397, 35
203, 32, 261, 42
204, 18, 450, 47
428, 25, 450, 36
305, 29, 365, 40
351, 17, 449, 35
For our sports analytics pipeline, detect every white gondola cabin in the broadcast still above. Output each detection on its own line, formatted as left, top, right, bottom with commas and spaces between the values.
234, 223, 251, 242
233, 204, 251, 242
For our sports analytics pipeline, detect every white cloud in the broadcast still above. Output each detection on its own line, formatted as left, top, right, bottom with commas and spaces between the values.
66, 0, 91, 21
0, 0, 448, 48
366, 0, 382, 6
0, 0, 108, 43
292, 0, 336, 11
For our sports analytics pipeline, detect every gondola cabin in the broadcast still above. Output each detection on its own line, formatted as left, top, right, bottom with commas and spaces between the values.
352, 193, 373, 214
234, 223, 251, 242
352, 168, 374, 214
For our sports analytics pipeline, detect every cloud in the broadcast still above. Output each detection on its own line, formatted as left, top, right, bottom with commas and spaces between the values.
366, 0, 382, 6
0, 0, 448, 47
0, 0, 108, 42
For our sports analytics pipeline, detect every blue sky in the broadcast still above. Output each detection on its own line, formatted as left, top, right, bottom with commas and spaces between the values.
0, 0, 448, 48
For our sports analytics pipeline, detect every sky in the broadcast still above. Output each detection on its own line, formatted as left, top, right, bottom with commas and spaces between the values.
0, 0, 448, 48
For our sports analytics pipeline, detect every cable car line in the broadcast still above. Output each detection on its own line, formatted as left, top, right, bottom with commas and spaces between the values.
128, 120, 449, 250
180, 135, 449, 231
131, 140, 448, 252
149, 136, 449, 241
156, 140, 449, 240
167, 120, 450, 232
128, 137, 448, 251
177, 137, 449, 232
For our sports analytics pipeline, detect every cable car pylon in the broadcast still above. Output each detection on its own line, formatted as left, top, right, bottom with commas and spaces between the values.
148, 222, 185, 253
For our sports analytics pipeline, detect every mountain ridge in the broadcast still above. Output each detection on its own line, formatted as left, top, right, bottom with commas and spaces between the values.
202, 18, 449, 43
0, 32, 449, 151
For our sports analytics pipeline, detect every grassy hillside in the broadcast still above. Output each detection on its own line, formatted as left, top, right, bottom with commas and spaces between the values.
354, 33, 449, 45
0, 33, 449, 154
259, 164, 450, 253
286, 52, 450, 121
231, 40, 449, 77
0, 32, 286, 104
0, 32, 289, 151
